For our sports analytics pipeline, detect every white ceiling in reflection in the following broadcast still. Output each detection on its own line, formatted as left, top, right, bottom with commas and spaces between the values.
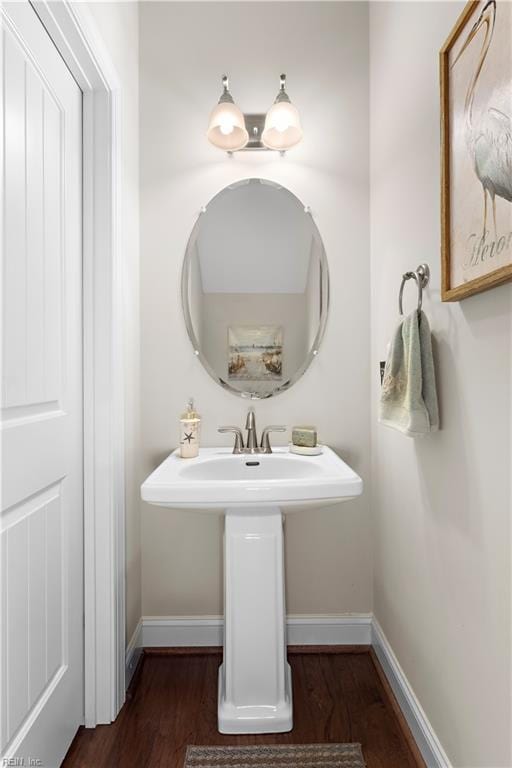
195, 179, 316, 294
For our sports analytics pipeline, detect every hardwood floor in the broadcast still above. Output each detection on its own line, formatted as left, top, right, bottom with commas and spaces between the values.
63, 649, 423, 768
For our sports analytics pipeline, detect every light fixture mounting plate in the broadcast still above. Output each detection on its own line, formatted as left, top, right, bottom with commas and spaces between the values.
241, 113, 267, 151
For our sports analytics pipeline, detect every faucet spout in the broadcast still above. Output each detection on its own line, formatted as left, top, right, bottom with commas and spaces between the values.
245, 408, 258, 453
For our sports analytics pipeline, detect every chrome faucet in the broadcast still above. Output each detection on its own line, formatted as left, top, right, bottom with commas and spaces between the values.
218, 408, 286, 454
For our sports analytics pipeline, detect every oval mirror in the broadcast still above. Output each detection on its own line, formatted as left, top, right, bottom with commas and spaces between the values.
182, 179, 329, 399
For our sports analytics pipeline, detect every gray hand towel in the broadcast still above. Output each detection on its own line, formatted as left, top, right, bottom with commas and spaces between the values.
379, 310, 439, 437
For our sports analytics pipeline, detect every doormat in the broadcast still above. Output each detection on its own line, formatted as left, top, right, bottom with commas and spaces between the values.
184, 743, 365, 767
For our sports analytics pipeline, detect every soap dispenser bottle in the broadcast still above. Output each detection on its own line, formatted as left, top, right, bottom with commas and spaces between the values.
179, 398, 201, 458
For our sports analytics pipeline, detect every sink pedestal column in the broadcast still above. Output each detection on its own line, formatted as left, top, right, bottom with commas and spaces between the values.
218, 506, 292, 734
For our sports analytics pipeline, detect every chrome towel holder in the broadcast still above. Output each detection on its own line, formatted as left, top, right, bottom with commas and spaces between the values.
398, 263, 430, 315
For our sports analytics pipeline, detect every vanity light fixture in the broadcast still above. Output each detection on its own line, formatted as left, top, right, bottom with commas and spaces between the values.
207, 74, 303, 153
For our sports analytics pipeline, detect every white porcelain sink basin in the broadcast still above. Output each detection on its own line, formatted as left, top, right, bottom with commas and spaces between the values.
141, 446, 362, 510
141, 443, 362, 736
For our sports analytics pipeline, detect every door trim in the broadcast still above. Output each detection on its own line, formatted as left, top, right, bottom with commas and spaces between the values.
31, 0, 126, 727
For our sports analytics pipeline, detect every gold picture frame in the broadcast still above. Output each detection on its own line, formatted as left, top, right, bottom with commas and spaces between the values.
440, 0, 512, 301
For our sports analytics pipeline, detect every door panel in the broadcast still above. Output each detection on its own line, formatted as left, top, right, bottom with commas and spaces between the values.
1, 2, 83, 766
3, 13, 64, 414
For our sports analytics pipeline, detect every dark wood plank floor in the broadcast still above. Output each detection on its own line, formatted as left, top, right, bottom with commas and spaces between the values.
63, 650, 421, 768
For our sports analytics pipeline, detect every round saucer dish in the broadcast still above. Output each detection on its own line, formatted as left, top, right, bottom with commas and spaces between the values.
289, 443, 323, 456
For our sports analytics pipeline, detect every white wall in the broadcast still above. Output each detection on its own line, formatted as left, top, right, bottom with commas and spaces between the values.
370, 3, 512, 766
139, 1, 371, 618
84, 1, 142, 643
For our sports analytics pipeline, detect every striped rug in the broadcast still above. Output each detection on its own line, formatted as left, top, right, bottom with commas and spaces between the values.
184, 743, 365, 767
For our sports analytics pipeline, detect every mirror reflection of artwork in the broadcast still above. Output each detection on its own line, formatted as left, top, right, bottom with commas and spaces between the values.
441, 0, 512, 300
228, 326, 283, 381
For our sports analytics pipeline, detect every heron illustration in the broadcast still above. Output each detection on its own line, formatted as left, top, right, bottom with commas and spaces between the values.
452, 0, 512, 238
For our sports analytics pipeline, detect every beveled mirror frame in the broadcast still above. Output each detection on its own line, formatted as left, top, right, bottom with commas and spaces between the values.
181, 179, 330, 399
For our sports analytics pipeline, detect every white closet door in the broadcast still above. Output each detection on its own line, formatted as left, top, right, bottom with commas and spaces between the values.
1, 2, 83, 766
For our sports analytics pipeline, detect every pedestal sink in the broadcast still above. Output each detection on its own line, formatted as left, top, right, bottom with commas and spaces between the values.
141, 446, 363, 734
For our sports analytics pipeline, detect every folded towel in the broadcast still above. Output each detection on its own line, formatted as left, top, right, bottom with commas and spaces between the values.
379, 309, 439, 437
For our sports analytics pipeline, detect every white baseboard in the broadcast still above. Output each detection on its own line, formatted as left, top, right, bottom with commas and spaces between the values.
143, 616, 223, 647
141, 613, 372, 648
125, 618, 143, 687
286, 615, 372, 645
371, 619, 451, 768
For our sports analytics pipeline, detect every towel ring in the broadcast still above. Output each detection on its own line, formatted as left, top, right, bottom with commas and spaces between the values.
398, 263, 430, 315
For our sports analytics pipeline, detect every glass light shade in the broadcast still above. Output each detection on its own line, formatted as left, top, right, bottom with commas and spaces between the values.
262, 101, 303, 151
207, 101, 249, 151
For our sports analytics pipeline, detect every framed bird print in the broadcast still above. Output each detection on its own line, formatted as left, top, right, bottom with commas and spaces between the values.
440, 0, 512, 301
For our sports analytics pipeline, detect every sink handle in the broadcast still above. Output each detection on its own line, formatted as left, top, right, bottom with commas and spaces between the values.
260, 425, 287, 454
218, 426, 245, 454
